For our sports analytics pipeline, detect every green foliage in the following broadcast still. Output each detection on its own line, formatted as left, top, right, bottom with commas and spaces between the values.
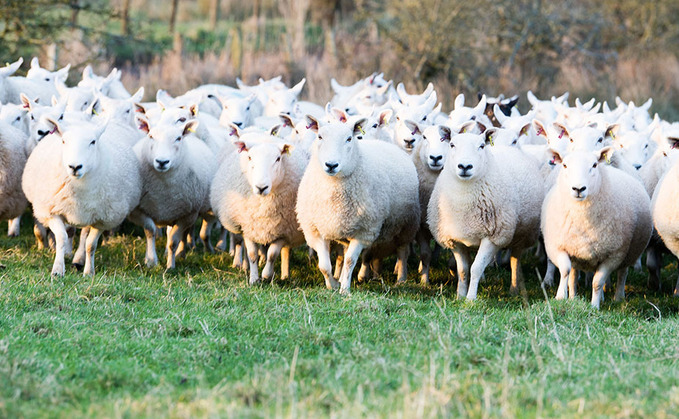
1, 219, 679, 417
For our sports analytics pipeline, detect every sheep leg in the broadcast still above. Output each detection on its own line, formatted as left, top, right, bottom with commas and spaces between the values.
371, 258, 382, 276
357, 258, 370, 282
244, 238, 261, 285
591, 264, 615, 309
339, 239, 365, 295
554, 251, 572, 300
215, 226, 228, 252
568, 268, 578, 299
262, 239, 285, 281
8, 216, 20, 237
452, 247, 471, 298
128, 211, 158, 268
614, 268, 629, 302
228, 231, 236, 256
334, 254, 344, 279
543, 259, 556, 287
280, 246, 290, 280
417, 231, 432, 286
466, 239, 500, 301
395, 244, 409, 284
48, 216, 68, 276
312, 238, 338, 290
674, 275, 679, 297
34, 220, 49, 250
83, 227, 102, 276
72, 227, 90, 269
199, 216, 216, 254
166, 224, 185, 269
509, 249, 525, 295
646, 245, 662, 291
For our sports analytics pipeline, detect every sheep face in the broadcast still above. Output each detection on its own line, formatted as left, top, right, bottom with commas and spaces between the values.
565, 126, 608, 153
50, 121, 105, 179
613, 130, 650, 170
394, 119, 423, 152
421, 125, 451, 171
447, 132, 490, 181
553, 147, 613, 201
219, 94, 257, 128
0, 103, 28, 132
61, 87, 96, 114
315, 121, 364, 177
235, 140, 292, 196
26, 58, 70, 86
27, 101, 66, 144
146, 121, 197, 172
264, 79, 305, 117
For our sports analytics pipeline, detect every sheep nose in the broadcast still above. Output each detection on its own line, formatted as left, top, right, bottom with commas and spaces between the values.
572, 186, 587, 194
69, 164, 82, 174
429, 155, 443, 165
37, 130, 49, 137
155, 159, 169, 168
325, 162, 339, 171
634, 164, 642, 170
256, 185, 269, 194
234, 122, 243, 128
404, 139, 416, 148
458, 164, 473, 172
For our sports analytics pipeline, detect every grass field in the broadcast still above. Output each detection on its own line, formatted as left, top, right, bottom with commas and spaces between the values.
1, 221, 679, 418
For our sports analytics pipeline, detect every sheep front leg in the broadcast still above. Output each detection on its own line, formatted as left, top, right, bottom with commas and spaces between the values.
83, 227, 103, 276
568, 268, 578, 299
48, 216, 68, 276
215, 226, 228, 252
339, 239, 365, 295
309, 237, 337, 290
166, 224, 186, 269
509, 249, 525, 295
614, 267, 629, 302
8, 216, 20, 237
452, 246, 471, 298
395, 244, 409, 284
243, 238, 261, 285
544, 259, 557, 287
466, 239, 500, 301
554, 251, 572, 300
262, 239, 285, 281
72, 227, 90, 269
280, 246, 291, 280
34, 220, 49, 250
417, 231, 432, 286
199, 215, 216, 254
128, 211, 158, 268
591, 263, 615, 309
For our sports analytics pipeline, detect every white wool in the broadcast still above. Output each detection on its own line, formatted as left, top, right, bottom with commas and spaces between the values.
0, 121, 29, 229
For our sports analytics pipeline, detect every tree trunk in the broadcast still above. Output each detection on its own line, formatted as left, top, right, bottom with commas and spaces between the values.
121, 0, 131, 36
209, 0, 220, 30
170, 0, 180, 34
70, 0, 80, 31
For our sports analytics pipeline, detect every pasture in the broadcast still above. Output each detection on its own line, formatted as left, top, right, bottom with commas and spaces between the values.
2, 222, 679, 418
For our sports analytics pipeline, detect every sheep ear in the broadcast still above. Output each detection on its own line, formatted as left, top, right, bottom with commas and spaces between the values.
458, 121, 476, 134
130, 87, 144, 103
438, 125, 451, 142
404, 120, 420, 135
20, 93, 34, 110
30, 57, 39, 69
135, 103, 147, 115
485, 128, 498, 146
270, 124, 282, 137
45, 117, 63, 137
136, 116, 150, 134
82, 65, 93, 80
279, 113, 294, 128
305, 115, 319, 133
552, 122, 571, 142
641, 98, 652, 111
280, 143, 294, 155
667, 137, 679, 150
227, 123, 241, 138
353, 118, 368, 137
453, 93, 465, 110
519, 123, 531, 137
51, 95, 60, 107
0, 58, 23, 77
331, 107, 348, 123
234, 141, 248, 153
182, 120, 198, 137
532, 119, 548, 139
493, 104, 507, 126
605, 124, 620, 140
547, 148, 563, 166
597, 146, 614, 163
56, 64, 70, 82
379, 109, 393, 127
87, 98, 101, 116
290, 78, 306, 97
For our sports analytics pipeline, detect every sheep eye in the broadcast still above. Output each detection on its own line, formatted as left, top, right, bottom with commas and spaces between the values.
593, 162, 598, 168
248, 156, 251, 161
30, 115, 34, 120
317, 135, 323, 140
58, 114, 64, 121
45, 78, 50, 82
644, 143, 649, 149
372, 124, 378, 129
346, 136, 352, 142
512, 139, 518, 145
357, 136, 363, 140
90, 140, 96, 146
15, 116, 20, 121
563, 164, 568, 169
450, 143, 455, 149
275, 156, 281, 162
470, 116, 476, 120
246, 106, 250, 111
175, 136, 181, 142
479, 144, 485, 150
178, 117, 186, 123
569, 138, 573, 143
422, 115, 427, 121
597, 137, 603, 143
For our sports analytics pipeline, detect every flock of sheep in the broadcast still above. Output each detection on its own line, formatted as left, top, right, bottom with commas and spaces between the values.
1, 57, 679, 309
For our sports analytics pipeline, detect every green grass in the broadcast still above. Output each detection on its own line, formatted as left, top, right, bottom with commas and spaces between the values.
1, 220, 679, 418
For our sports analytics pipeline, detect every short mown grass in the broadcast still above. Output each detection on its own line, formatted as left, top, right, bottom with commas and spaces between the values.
1, 220, 679, 418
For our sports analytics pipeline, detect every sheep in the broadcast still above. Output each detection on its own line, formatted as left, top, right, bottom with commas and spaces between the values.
210, 129, 307, 284
21, 118, 141, 276
25, 57, 70, 101
0, 58, 48, 104
131, 118, 217, 269
427, 121, 545, 300
296, 117, 420, 293
78, 66, 131, 99
541, 146, 652, 308
0, 121, 29, 237
411, 123, 451, 285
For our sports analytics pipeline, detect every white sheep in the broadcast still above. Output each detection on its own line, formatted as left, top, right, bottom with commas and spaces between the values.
0, 121, 29, 237
427, 121, 545, 300
21, 118, 141, 276
296, 117, 420, 293
25, 57, 70, 101
210, 130, 307, 284
0, 58, 48, 104
131, 118, 217, 269
541, 147, 652, 308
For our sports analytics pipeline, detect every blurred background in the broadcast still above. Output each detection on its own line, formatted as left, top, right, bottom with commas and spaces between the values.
2, 0, 679, 118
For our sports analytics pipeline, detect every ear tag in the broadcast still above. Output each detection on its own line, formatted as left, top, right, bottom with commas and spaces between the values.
520, 126, 528, 137
461, 127, 467, 134
359, 125, 365, 135
605, 154, 611, 165
558, 129, 565, 139
92, 108, 98, 116
536, 127, 544, 136
610, 131, 616, 140
489, 135, 494, 146
187, 127, 196, 133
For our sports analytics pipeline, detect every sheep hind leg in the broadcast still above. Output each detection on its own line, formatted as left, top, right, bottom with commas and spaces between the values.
48, 216, 68, 277
452, 247, 471, 298
395, 244, 409, 284
34, 220, 49, 250
262, 240, 285, 281
339, 239, 365, 295
72, 227, 90, 270
128, 211, 158, 268
199, 216, 216, 254
166, 223, 188, 270
83, 227, 103, 276
417, 231, 432, 286
646, 245, 662, 291
614, 267, 629, 302
215, 226, 228, 252
568, 268, 578, 299
554, 251, 572, 300
591, 264, 615, 309
509, 249, 526, 295
280, 246, 290, 280
543, 259, 557, 287
8, 216, 20, 237
357, 258, 370, 282
310, 237, 337, 290
466, 239, 500, 300
243, 238, 261, 285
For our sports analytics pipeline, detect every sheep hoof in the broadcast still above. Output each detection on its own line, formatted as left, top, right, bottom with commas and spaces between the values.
509, 285, 520, 295
420, 278, 430, 286
51, 268, 65, 277
72, 262, 84, 272
339, 287, 351, 295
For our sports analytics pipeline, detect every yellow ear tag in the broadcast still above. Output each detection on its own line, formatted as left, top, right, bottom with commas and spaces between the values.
610, 132, 616, 140
605, 154, 611, 164
187, 127, 196, 133
358, 125, 365, 135
92, 108, 98, 116
489, 135, 494, 146
461, 127, 467, 134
